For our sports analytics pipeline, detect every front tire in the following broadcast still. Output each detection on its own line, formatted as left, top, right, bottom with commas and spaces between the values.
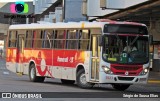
61, 79, 75, 84
76, 69, 94, 89
29, 64, 45, 82
112, 84, 130, 91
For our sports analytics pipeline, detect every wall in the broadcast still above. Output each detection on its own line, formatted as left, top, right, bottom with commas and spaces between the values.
148, 20, 160, 41
87, 0, 148, 17
65, 0, 87, 22
106, 0, 149, 9
87, 0, 118, 17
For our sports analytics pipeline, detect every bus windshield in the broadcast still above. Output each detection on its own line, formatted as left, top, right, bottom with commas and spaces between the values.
102, 35, 149, 64
103, 24, 148, 35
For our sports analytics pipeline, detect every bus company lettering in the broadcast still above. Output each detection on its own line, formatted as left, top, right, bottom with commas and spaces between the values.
57, 56, 68, 62
57, 56, 74, 63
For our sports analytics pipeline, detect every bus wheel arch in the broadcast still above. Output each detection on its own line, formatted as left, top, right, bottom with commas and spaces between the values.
76, 65, 94, 89
29, 62, 45, 82
76, 65, 85, 76
29, 61, 35, 72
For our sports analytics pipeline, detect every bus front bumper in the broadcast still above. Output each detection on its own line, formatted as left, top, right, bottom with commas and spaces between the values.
98, 72, 149, 84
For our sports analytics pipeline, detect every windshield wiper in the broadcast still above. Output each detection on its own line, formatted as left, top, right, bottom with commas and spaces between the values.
129, 35, 139, 46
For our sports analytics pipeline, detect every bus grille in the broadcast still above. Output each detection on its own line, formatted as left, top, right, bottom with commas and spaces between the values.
111, 65, 143, 76
114, 66, 140, 71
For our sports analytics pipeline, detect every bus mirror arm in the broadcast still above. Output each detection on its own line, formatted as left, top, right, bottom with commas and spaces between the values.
149, 35, 153, 45
99, 36, 103, 46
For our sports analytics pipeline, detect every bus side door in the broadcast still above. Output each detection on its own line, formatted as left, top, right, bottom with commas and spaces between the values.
16, 34, 25, 75
91, 35, 101, 81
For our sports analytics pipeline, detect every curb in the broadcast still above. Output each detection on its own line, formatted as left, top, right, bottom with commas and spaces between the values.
148, 80, 160, 84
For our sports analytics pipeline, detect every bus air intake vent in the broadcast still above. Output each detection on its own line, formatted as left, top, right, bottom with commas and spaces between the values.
118, 77, 134, 81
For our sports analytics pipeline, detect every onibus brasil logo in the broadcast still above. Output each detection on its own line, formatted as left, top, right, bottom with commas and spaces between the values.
10, 1, 29, 14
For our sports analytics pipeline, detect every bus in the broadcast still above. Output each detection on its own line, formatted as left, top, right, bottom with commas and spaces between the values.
6, 20, 151, 91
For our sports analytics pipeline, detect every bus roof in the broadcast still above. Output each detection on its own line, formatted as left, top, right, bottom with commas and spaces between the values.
9, 21, 146, 30
9, 22, 104, 30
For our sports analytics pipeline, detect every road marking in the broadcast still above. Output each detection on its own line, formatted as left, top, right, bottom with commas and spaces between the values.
148, 80, 160, 84
3, 71, 9, 75
16, 73, 23, 76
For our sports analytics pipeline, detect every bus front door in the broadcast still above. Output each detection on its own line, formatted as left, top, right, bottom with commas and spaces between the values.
91, 35, 100, 81
16, 35, 25, 75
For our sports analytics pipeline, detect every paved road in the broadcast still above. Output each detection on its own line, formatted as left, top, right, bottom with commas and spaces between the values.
0, 59, 160, 101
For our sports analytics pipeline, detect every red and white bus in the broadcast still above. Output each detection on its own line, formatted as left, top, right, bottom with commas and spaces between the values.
6, 20, 151, 90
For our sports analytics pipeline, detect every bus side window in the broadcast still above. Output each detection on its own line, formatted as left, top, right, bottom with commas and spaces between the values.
33, 30, 43, 49
8, 31, 11, 47
42, 30, 54, 48
54, 30, 66, 49
79, 30, 90, 50
67, 30, 78, 49
8, 31, 17, 47
25, 30, 33, 48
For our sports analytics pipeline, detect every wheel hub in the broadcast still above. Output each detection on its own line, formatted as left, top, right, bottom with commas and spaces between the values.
80, 73, 87, 84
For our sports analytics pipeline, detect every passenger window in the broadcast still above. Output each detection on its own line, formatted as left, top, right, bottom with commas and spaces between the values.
66, 30, 78, 49
54, 30, 66, 49
33, 30, 43, 48
8, 31, 17, 47
25, 30, 33, 48
42, 30, 54, 48
79, 30, 90, 50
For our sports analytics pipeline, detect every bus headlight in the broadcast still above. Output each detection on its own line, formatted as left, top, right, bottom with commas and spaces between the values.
140, 68, 149, 75
102, 66, 112, 74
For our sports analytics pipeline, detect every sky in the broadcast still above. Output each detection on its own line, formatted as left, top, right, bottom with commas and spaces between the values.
0, 0, 33, 2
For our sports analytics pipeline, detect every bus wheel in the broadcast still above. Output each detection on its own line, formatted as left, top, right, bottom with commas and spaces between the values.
76, 69, 94, 89
112, 84, 130, 91
29, 64, 45, 82
61, 79, 75, 84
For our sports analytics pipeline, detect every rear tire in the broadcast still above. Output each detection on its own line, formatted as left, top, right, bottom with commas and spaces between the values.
29, 64, 45, 82
76, 69, 94, 89
112, 84, 130, 91
61, 79, 75, 84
